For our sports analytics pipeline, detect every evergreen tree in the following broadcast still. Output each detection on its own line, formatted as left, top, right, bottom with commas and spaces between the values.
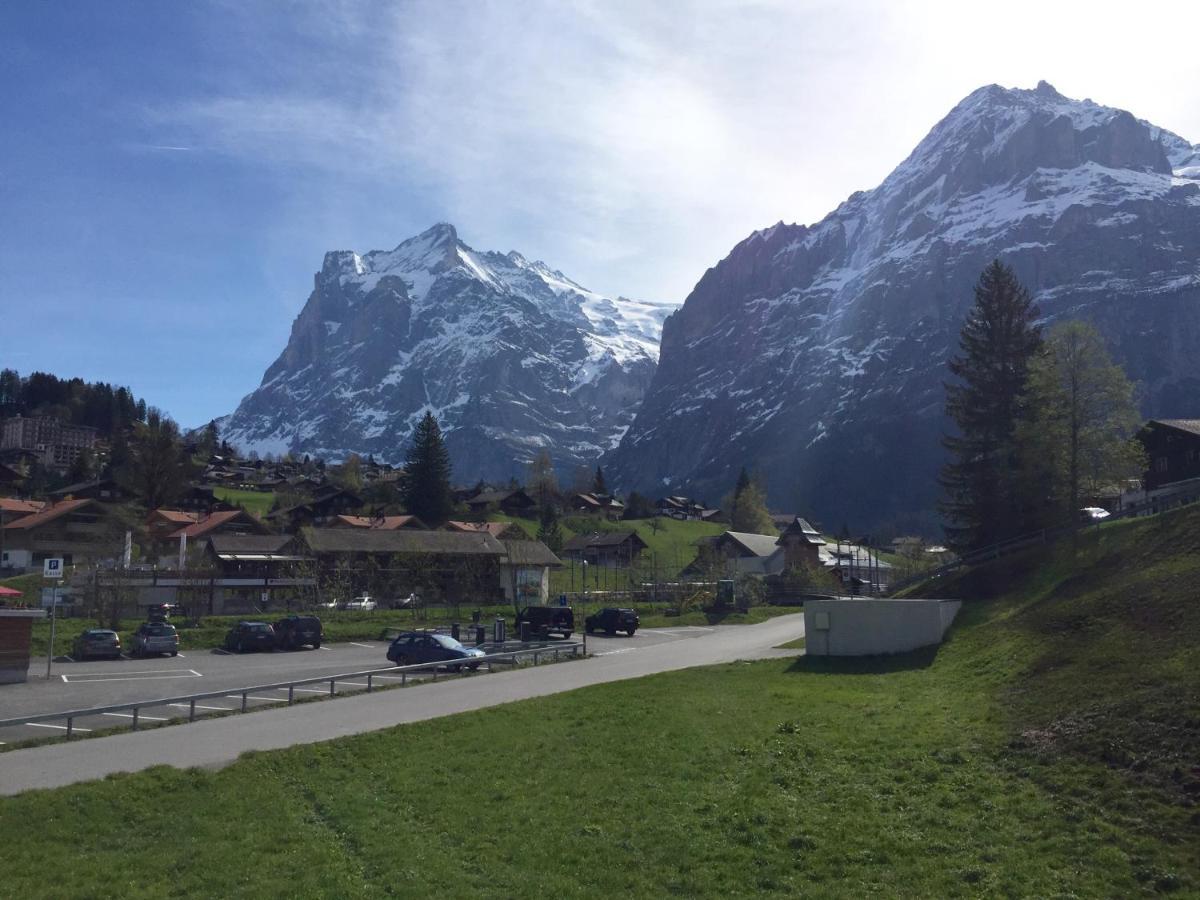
940, 260, 1043, 552
593, 465, 608, 496
401, 412, 454, 525
723, 467, 774, 534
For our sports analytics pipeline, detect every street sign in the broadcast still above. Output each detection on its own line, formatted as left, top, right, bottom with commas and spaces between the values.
43, 558, 64, 579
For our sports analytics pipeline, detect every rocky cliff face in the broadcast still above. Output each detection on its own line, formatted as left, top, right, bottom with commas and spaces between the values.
607, 82, 1200, 533
222, 225, 673, 479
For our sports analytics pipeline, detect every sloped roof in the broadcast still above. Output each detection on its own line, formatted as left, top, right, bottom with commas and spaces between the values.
0, 498, 46, 517
333, 514, 428, 530
720, 531, 782, 558
779, 517, 825, 545
1153, 419, 1200, 437
169, 509, 260, 539
469, 489, 535, 506
500, 539, 563, 567
562, 530, 646, 550
304, 527, 505, 556
445, 521, 529, 539
49, 479, 120, 497
150, 509, 204, 525
2, 499, 95, 531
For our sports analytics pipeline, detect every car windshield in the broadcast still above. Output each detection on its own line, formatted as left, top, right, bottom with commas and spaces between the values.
249, 624, 271, 632
433, 634, 465, 650
87, 631, 115, 638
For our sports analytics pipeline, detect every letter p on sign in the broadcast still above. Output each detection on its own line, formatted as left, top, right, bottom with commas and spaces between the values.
43, 557, 64, 579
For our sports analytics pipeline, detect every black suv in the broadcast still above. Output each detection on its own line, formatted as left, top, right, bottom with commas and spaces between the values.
585, 607, 639, 636
274, 615, 323, 650
223, 621, 276, 653
515, 605, 574, 640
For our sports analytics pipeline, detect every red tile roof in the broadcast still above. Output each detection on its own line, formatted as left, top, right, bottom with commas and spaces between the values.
168, 509, 255, 539
333, 514, 427, 530
0, 498, 47, 517
2, 499, 95, 531
149, 509, 204, 525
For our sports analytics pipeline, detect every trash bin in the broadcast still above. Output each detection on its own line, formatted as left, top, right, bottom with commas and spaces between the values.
493, 617, 506, 643
475, 624, 486, 645
450, 622, 460, 641
519, 620, 532, 643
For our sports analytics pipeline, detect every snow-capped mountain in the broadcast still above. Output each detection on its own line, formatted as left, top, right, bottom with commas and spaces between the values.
222, 224, 674, 477
607, 81, 1200, 533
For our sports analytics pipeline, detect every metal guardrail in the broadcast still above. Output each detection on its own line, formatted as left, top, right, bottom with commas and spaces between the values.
0, 642, 586, 741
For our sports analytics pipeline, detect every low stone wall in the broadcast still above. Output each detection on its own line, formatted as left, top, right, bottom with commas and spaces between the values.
0, 609, 47, 684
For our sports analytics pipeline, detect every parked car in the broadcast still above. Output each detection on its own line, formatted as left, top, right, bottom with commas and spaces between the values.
274, 614, 323, 650
1080, 506, 1111, 521
72, 628, 122, 661
515, 605, 574, 640
131, 621, 180, 657
344, 594, 377, 611
386, 631, 486, 671
585, 607, 639, 636
223, 621, 276, 653
388, 593, 418, 609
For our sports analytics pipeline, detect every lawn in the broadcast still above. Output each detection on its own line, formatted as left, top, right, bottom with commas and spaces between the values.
212, 486, 276, 518
2, 504, 1197, 896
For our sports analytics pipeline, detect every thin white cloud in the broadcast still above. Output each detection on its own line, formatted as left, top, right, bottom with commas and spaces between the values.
157, 0, 1200, 302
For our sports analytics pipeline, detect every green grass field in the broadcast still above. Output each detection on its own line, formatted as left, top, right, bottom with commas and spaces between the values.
212, 486, 276, 518
2, 504, 1197, 895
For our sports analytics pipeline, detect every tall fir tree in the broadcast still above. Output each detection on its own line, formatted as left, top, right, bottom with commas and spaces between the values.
401, 412, 454, 525
940, 260, 1043, 552
593, 465, 608, 496
723, 467, 774, 534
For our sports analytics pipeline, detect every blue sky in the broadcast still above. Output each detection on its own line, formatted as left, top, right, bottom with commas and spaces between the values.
2, 0, 1197, 428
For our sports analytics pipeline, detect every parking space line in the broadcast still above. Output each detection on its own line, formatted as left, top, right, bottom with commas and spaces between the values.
225, 694, 288, 703
168, 702, 229, 712
26, 722, 92, 732
61, 669, 203, 684
102, 712, 168, 722
348, 642, 375, 649
317, 646, 331, 651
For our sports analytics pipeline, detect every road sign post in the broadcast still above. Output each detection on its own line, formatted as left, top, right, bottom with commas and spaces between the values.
43, 558, 63, 679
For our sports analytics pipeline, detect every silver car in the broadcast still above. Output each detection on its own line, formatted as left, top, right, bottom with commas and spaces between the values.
131, 622, 180, 657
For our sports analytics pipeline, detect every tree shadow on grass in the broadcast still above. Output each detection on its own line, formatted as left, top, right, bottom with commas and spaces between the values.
786, 644, 942, 675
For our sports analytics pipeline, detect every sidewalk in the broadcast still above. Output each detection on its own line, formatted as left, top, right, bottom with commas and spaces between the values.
0, 614, 804, 795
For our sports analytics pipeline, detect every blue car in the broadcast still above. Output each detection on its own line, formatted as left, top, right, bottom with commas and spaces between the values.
386, 631, 485, 672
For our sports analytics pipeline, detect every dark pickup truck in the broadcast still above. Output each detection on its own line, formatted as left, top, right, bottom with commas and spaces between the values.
515, 605, 574, 640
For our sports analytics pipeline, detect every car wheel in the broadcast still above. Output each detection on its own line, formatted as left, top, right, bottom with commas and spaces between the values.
627, 629, 637, 637
394, 654, 410, 666
171, 651, 178, 657
313, 641, 321, 650
561, 631, 572, 640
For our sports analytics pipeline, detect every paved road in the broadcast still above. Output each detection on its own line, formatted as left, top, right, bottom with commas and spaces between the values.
0, 614, 804, 795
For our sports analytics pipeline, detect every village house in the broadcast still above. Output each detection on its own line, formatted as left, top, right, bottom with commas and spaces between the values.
0, 498, 119, 571
466, 489, 537, 517
266, 486, 364, 531
49, 478, 132, 504
561, 530, 649, 567
656, 495, 720, 521
1139, 419, 1200, 490
444, 520, 530, 540
570, 493, 626, 519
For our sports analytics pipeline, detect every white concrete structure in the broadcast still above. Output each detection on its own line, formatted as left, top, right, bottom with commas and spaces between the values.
803, 597, 961, 656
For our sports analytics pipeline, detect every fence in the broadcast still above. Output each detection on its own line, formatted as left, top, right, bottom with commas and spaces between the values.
0, 642, 585, 742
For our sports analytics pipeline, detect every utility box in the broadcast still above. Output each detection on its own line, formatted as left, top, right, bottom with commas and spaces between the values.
0, 608, 48, 684
803, 597, 961, 657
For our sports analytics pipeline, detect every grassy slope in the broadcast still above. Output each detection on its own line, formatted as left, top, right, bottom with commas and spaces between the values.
212, 486, 275, 518
2, 507, 1197, 896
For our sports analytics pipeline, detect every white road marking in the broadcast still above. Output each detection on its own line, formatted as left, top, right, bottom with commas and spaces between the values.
102, 712, 168, 722
225, 694, 288, 703
62, 669, 202, 684
168, 702, 230, 712
26, 722, 92, 732
348, 642, 375, 649
317, 645, 331, 651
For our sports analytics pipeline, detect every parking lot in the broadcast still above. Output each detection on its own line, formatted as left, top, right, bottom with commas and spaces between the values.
0, 625, 716, 747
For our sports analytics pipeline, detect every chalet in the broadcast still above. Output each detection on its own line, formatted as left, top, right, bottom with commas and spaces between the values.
776, 517, 826, 569
146, 509, 204, 546
0, 499, 118, 571
561, 530, 648, 567
49, 478, 131, 504
570, 493, 626, 518
688, 531, 787, 576
0, 498, 47, 525
201, 534, 315, 613
466, 489, 537, 517
266, 487, 364, 530
169, 509, 266, 542
656, 496, 720, 521
303, 527, 508, 604
331, 514, 428, 530
1138, 419, 1200, 490
445, 520, 531, 540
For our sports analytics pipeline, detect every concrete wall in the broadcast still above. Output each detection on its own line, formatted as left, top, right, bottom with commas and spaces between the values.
804, 597, 962, 657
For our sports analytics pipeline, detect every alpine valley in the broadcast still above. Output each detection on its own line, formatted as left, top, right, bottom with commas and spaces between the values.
221, 224, 674, 479
608, 81, 1200, 532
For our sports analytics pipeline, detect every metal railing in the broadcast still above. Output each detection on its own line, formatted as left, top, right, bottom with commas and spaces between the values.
0, 642, 586, 741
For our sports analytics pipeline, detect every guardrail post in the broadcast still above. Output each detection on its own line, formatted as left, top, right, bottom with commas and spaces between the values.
367, 674, 373, 693
288, 685, 295, 705
432, 667, 438, 682
189, 699, 196, 722
66, 717, 73, 739
329, 679, 335, 696
241, 692, 248, 712
554, 648, 559, 662
533, 651, 539, 666
132, 707, 140, 731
